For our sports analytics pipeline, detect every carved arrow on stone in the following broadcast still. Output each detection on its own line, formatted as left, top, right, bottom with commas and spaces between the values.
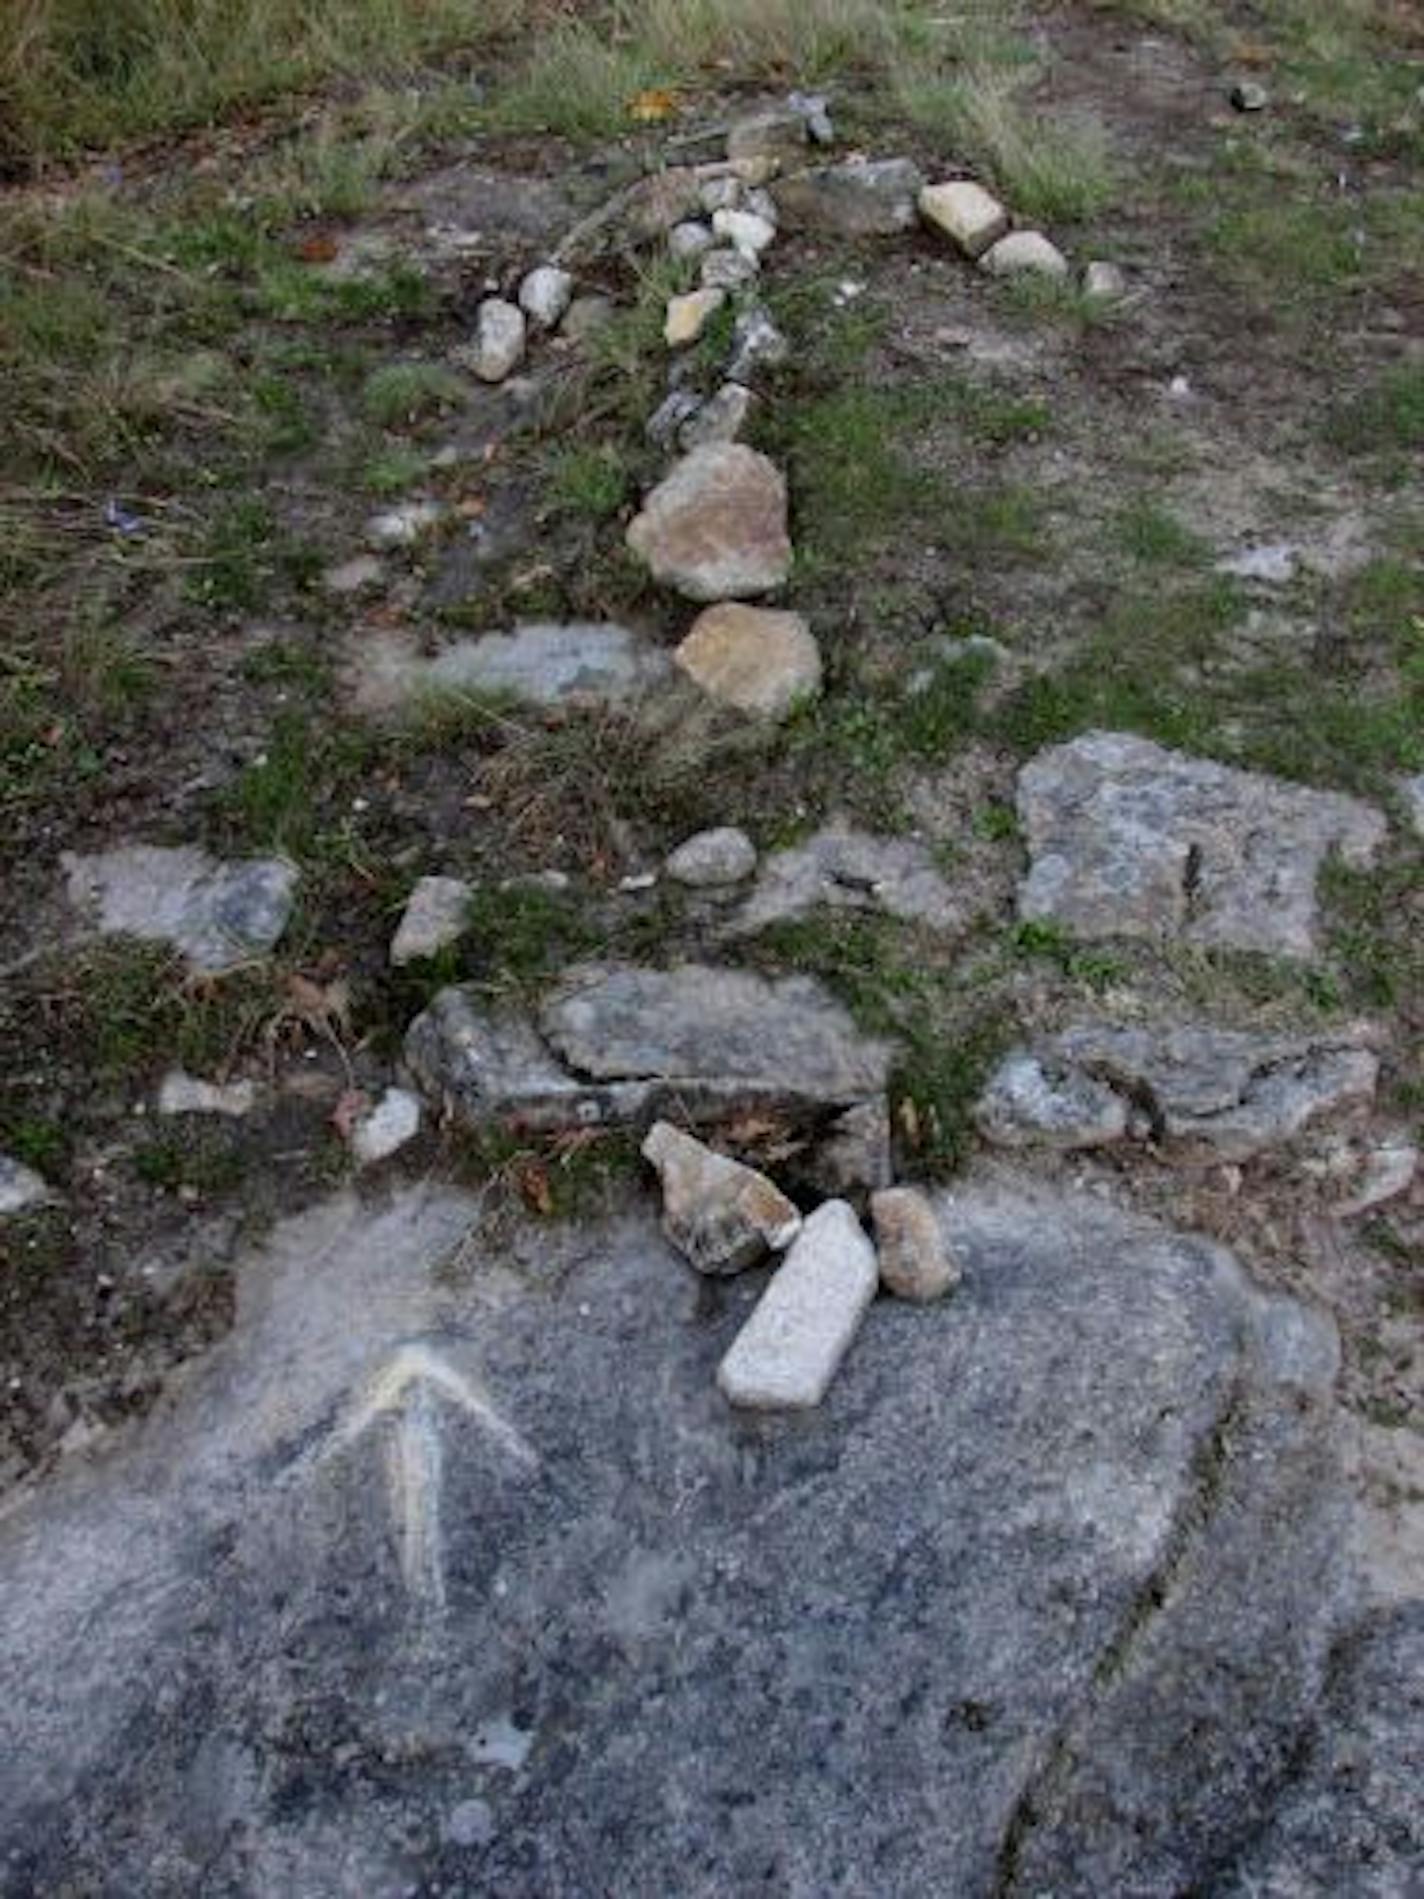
324, 1342, 538, 1613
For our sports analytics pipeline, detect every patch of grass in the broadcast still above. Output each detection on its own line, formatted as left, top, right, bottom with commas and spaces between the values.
1114, 499, 1206, 566
1322, 854, 1424, 1019
790, 644, 997, 804
495, 24, 665, 140
362, 445, 430, 495
362, 360, 467, 429
546, 442, 632, 521
1010, 919, 1124, 994
463, 883, 604, 997
1328, 364, 1424, 459
218, 707, 375, 857
133, 1125, 246, 1195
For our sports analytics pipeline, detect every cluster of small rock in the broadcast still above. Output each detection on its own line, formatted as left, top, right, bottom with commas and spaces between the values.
643, 1120, 957, 1409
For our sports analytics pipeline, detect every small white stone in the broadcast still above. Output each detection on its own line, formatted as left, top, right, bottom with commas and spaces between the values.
700, 247, 759, 291
390, 875, 472, 966
158, 1070, 257, 1118
321, 554, 384, 596
665, 288, 726, 348
981, 231, 1070, 279
1399, 773, 1424, 838
669, 220, 716, 261
918, 180, 1009, 258
0, 1155, 51, 1216
366, 501, 445, 550
712, 207, 776, 258
871, 1186, 961, 1303
665, 826, 757, 887
518, 264, 573, 329
1083, 259, 1127, 300
351, 1087, 422, 1166
472, 298, 526, 382
717, 1200, 878, 1409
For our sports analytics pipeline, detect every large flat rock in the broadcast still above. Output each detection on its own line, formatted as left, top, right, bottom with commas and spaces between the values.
1017, 731, 1385, 957
350, 622, 671, 714
62, 844, 297, 974
0, 1176, 1398, 1893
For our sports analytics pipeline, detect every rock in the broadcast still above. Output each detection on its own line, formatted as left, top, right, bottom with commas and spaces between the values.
561, 294, 616, 344
1083, 259, 1127, 300
917, 180, 1009, 258
1400, 772, 1424, 838
698, 177, 741, 214
517, 264, 573, 328
699, 247, 758, 291
803, 1096, 895, 1198
726, 108, 809, 170
669, 219, 715, 263
64, 845, 297, 975
678, 381, 753, 451
471, 298, 526, 382
742, 187, 778, 226
981, 230, 1070, 279
717, 1199, 878, 1408
787, 90, 835, 146
352, 623, 671, 714
321, 554, 384, 597
445, 1799, 495, 1850
540, 962, 891, 1108
773, 158, 925, 236
730, 820, 964, 933
664, 287, 726, 348
1016, 732, 1386, 957
1218, 541, 1300, 583
726, 305, 790, 382
390, 875, 472, 966
365, 500, 446, 550
350, 1087, 422, 1166
872, 1186, 960, 1302
664, 826, 757, 888
976, 1049, 1130, 1150
626, 446, 792, 601
157, 1071, 257, 1118
1231, 81, 1269, 112
1331, 1132, 1418, 1216
712, 207, 775, 257
641, 1121, 801, 1275
646, 389, 703, 446
0, 1155, 51, 1216
674, 603, 820, 718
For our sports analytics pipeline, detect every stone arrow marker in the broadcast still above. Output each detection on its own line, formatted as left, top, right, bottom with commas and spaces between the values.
322, 1341, 539, 1612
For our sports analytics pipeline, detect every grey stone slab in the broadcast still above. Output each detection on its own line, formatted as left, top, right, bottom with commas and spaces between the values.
63, 844, 297, 974
728, 819, 966, 935
773, 157, 925, 235
0, 1175, 1387, 1894
352, 623, 671, 714
1017, 731, 1386, 957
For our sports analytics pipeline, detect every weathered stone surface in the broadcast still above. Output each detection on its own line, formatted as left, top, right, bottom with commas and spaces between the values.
646, 388, 702, 446
1017, 732, 1386, 957
712, 207, 775, 257
365, 499, 445, 549
918, 179, 1009, 257
699, 176, 740, 214
157, 1071, 256, 1118
664, 826, 757, 888
64, 844, 297, 974
390, 875, 472, 966
726, 107, 809, 170
470, 298, 526, 382
717, 1199, 878, 1407
872, 1185, 961, 1302
726, 305, 789, 382
321, 553, 384, 596
730, 819, 964, 934
664, 287, 725, 347
699, 246, 758, 291
626, 446, 792, 601
350, 1086, 422, 1166
351, 623, 671, 714
977, 1048, 1130, 1150
0, 1154, 50, 1215
773, 158, 925, 236
641, 1120, 800, 1275
1326, 1130, 1419, 1216
982, 230, 1070, 278
675, 602, 820, 718
541, 962, 891, 1107
561, 294, 616, 343
678, 381, 753, 450
1084, 258, 1127, 300
668, 219, 715, 260
0, 1174, 1387, 1893
517, 264, 573, 328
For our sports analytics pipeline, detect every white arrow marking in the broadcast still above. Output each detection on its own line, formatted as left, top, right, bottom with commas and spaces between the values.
325, 1343, 537, 1612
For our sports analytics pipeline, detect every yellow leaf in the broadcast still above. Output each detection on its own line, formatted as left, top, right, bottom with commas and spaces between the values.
628, 87, 680, 124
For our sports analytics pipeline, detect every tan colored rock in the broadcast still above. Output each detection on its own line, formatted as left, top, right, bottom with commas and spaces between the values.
642, 1120, 801, 1275
981, 231, 1069, 279
918, 180, 1009, 258
871, 1187, 961, 1303
675, 604, 821, 719
626, 445, 792, 601
664, 287, 726, 348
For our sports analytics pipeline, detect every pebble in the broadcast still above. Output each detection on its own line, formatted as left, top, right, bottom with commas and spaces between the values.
917, 180, 1009, 258
1231, 81, 1269, 112
518, 264, 574, 329
366, 500, 446, 550
743, 187, 778, 226
390, 875, 472, 966
665, 287, 726, 348
1399, 773, 1424, 839
472, 298, 527, 382
700, 247, 759, 291
678, 382, 753, 451
647, 388, 703, 447
351, 1087, 423, 1166
712, 207, 776, 258
321, 553, 384, 596
674, 603, 821, 719
727, 305, 789, 382
699, 177, 742, 214
1083, 259, 1127, 300
716, 1199, 878, 1409
668, 220, 715, 261
642, 1121, 801, 1275
0, 1155, 51, 1217
871, 1186, 961, 1303
158, 1071, 257, 1118
787, 90, 834, 146
981, 231, 1070, 279
445, 1798, 495, 1850
664, 826, 757, 888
